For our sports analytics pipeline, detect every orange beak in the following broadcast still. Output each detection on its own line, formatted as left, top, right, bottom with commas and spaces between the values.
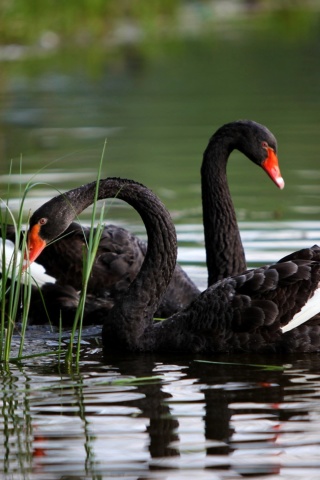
23, 224, 46, 270
261, 148, 285, 190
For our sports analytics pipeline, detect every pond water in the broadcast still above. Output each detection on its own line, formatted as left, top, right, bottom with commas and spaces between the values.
1, 18, 320, 479
3, 346, 320, 479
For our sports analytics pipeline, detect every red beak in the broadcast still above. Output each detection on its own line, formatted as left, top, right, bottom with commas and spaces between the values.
23, 224, 46, 270
261, 148, 285, 190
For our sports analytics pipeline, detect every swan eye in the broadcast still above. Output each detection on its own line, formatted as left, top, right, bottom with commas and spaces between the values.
261, 141, 268, 149
39, 218, 48, 226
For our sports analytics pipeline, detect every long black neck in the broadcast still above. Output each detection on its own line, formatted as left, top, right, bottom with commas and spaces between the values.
201, 125, 246, 287
63, 177, 177, 350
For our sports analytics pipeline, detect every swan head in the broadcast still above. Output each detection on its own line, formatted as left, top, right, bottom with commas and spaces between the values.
24, 194, 77, 268
224, 120, 285, 190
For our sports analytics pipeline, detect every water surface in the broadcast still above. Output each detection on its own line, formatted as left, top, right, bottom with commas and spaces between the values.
2, 349, 320, 479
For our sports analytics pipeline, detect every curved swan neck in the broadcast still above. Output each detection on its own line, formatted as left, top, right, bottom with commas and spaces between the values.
201, 124, 246, 287
63, 175, 177, 285
72, 178, 177, 350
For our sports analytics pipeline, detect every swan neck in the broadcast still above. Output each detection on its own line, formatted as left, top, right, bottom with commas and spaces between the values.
201, 132, 246, 286
88, 178, 178, 350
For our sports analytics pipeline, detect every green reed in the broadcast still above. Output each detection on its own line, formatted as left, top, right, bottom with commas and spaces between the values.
0, 160, 72, 362
0, 161, 34, 362
65, 140, 107, 366
1, 142, 114, 364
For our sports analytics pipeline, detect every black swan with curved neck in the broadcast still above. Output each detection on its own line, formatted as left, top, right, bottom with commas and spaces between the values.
26, 177, 320, 353
24, 120, 283, 318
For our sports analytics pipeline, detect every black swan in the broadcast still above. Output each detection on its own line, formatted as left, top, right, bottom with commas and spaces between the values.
4, 223, 198, 319
26, 177, 320, 353
23, 120, 283, 318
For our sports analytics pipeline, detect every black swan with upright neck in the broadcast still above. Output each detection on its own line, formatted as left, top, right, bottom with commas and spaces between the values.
23, 120, 284, 319
201, 120, 284, 285
26, 177, 320, 353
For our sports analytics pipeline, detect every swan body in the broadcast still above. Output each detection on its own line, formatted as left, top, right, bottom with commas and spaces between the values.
35, 222, 199, 318
144, 249, 320, 354
26, 177, 320, 353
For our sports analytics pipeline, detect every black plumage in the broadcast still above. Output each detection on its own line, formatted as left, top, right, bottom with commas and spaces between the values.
26, 177, 320, 353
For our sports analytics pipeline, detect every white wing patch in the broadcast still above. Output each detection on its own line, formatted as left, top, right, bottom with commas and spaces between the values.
281, 284, 320, 333
0, 238, 55, 287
